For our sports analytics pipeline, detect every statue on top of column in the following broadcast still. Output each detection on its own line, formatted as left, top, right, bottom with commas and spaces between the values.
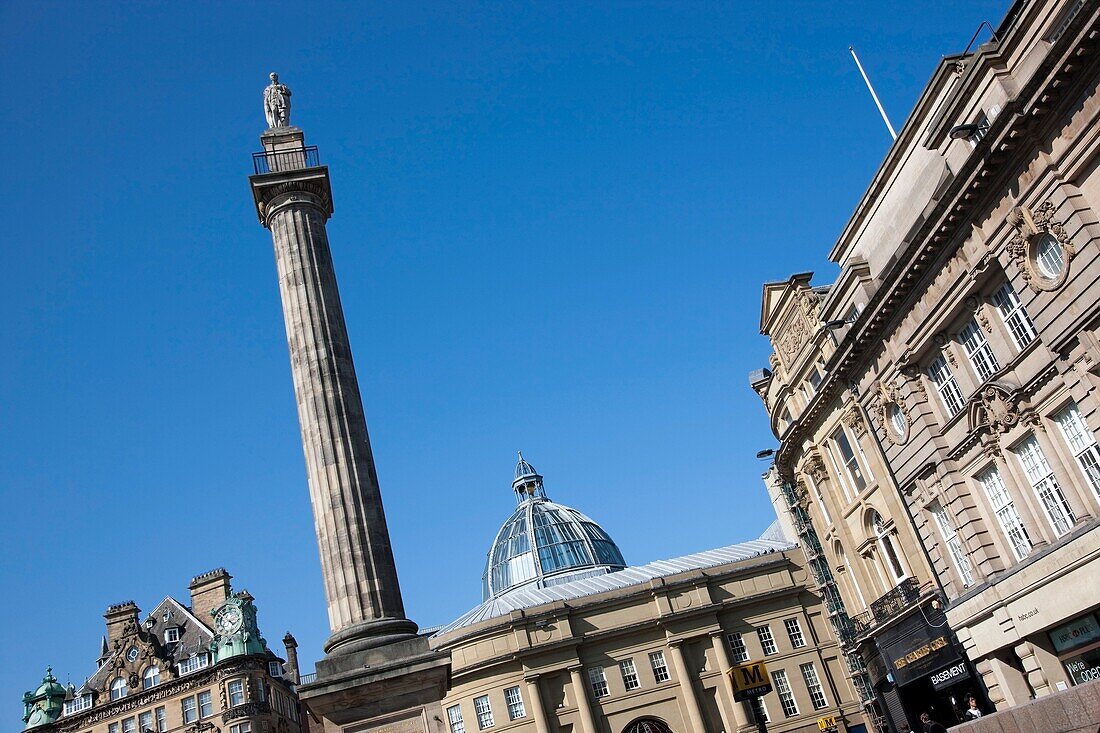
264, 72, 292, 128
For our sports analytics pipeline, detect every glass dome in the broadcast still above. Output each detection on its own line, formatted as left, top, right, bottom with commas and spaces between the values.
482, 455, 626, 600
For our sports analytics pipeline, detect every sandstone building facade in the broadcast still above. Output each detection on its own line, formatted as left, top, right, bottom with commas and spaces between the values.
21, 570, 303, 733
427, 457, 870, 733
754, 1, 1100, 731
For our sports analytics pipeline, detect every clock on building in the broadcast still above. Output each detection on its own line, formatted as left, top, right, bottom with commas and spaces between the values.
215, 605, 243, 634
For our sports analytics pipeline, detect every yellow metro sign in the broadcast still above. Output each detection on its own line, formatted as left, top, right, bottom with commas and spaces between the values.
727, 661, 772, 702
817, 715, 838, 730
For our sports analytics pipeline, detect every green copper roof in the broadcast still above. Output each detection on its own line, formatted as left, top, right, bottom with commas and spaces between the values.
23, 668, 65, 730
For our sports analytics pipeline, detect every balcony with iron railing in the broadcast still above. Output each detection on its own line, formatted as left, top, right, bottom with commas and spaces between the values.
252, 146, 320, 174
848, 577, 929, 639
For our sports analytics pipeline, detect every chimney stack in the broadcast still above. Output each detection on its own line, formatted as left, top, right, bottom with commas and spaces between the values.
104, 602, 141, 648
189, 568, 232, 624
282, 632, 300, 683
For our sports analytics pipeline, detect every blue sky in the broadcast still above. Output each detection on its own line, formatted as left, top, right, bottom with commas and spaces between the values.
1, 0, 1007, 709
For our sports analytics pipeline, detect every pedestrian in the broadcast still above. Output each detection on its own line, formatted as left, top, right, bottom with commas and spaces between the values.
919, 712, 948, 733
963, 696, 983, 721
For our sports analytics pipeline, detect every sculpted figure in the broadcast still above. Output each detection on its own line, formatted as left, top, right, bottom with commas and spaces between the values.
263, 72, 292, 128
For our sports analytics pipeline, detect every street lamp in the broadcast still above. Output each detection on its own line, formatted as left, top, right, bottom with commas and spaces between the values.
756, 449, 775, 460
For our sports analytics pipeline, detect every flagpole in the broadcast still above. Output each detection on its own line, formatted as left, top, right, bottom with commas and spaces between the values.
849, 46, 898, 141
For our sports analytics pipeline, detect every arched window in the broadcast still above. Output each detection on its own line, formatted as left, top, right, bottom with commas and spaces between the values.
623, 718, 673, 733
143, 666, 160, 690
873, 511, 906, 582
110, 677, 127, 700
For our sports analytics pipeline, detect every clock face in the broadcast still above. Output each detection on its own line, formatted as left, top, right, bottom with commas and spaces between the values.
126, 646, 140, 662
215, 605, 243, 635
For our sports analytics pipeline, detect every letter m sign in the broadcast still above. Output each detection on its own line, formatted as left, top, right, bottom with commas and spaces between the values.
728, 661, 772, 702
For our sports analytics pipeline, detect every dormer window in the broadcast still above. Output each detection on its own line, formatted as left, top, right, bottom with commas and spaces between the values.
63, 693, 92, 715
178, 653, 210, 675
110, 677, 127, 701
164, 627, 180, 644
268, 661, 283, 677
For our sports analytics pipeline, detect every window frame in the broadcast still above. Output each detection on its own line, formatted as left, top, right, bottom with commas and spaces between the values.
772, 669, 800, 718
958, 318, 1000, 381
142, 666, 160, 690
227, 679, 246, 708
181, 696, 198, 724
110, 677, 127, 701
619, 658, 640, 690
446, 704, 466, 733
991, 282, 1037, 351
155, 707, 167, 733
832, 427, 868, 495
927, 354, 965, 415
977, 465, 1033, 561
472, 695, 494, 730
757, 625, 778, 656
1014, 435, 1077, 536
726, 632, 749, 663
783, 618, 806, 648
800, 662, 829, 710
649, 651, 670, 683
503, 686, 526, 720
1055, 402, 1100, 500
198, 690, 213, 718
587, 666, 609, 698
930, 500, 975, 587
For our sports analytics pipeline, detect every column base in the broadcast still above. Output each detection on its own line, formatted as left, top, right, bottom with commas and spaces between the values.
323, 617, 421, 656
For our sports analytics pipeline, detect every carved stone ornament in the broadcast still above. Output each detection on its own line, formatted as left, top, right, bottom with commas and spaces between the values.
1006, 201, 1075, 292
873, 381, 911, 445
902, 365, 928, 400
967, 383, 1020, 434
802, 452, 828, 484
842, 403, 865, 433
966, 295, 993, 335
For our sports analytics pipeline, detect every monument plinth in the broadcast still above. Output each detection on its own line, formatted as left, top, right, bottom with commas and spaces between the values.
248, 74, 449, 732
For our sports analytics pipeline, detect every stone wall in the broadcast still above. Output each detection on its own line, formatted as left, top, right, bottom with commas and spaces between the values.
951, 679, 1100, 733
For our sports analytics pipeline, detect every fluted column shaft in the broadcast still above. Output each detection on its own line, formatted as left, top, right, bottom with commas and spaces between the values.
265, 193, 414, 653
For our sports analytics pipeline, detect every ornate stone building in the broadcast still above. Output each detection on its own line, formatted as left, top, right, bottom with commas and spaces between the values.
428, 456, 870, 733
754, 1, 1100, 731
21, 570, 303, 733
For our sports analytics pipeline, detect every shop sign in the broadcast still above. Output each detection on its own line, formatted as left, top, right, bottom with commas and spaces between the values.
929, 661, 971, 691
1064, 647, 1100, 685
1048, 613, 1100, 653
727, 661, 772, 702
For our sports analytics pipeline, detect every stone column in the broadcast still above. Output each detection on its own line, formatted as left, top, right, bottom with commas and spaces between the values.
709, 632, 750, 730
568, 666, 598, 733
525, 676, 552, 733
250, 126, 417, 657
668, 640, 709, 733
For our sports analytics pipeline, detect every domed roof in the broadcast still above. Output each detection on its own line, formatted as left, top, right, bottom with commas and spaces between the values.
483, 455, 626, 600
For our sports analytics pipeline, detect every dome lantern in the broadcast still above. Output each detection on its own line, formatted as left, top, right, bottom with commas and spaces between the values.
484, 454, 626, 601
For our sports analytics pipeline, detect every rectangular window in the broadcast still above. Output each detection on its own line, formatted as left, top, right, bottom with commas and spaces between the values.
649, 651, 670, 683
178, 653, 209, 675
927, 355, 965, 415
139, 712, 153, 733
446, 704, 466, 733
122, 718, 136, 733
164, 627, 180, 644
473, 695, 494, 730
959, 319, 1000, 381
758, 625, 778, 655
268, 661, 283, 677
109, 724, 119, 733
1015, 436, 1076, 535
806, 471, 831, 525
228, 680, 246, 707
800, 663, 829, 710
155, 707, 167, 733
619, 659, 640, 690
588, 666, 609, 698
772, 670, 799, 717
64, 694, 93, 715
824, 444, 853, 503
229, 724, 251, 733
1055, 402, 1100, 499
832, 428, 868, 493
784, 618, 806, 648
198, 690, 213, 718
726, 632, 749, 663
991, 282, 1037, 350
807, 360, 824, 393
930, 500, 975, 586
754, 698, 771, 724
503, 686, 525, 720
977, 466, 1032, 561
182, 697, 198, 724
